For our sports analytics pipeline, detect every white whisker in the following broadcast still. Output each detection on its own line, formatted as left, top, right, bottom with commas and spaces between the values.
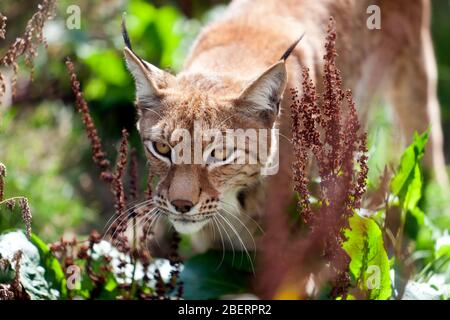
219, 206, 258, 252
278, 132, 293, 144
142, 107, 163, 120
219, 200, 265, 234
217, 213, 255, 274
107, 207, 158, 243
214, 213, 236, 267
130, 207, 159, 234
217, 113, 236, 127
212, 216, 226, 271
103, 199, 154, 236
146, 211, 164, 248
209, 218, 216, 241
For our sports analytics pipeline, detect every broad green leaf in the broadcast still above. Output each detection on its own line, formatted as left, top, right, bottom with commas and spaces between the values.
403, 163, 423, 212
180, 250, 253, 300
30, 233, 67, 299
391, 131, 428, 198
343, 214, 392, 300
391, 131, 428, 237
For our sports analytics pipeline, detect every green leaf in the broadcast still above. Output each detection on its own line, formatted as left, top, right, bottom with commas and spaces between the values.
180, 250, 253, 300
343, 214, 392, 300
403, 163, 423, 212
390, 131, 428, 237
391, 131, 428, 198
30, 233, 67, 299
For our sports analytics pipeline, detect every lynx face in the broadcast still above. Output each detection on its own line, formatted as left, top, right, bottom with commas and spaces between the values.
124, 47, 287, 234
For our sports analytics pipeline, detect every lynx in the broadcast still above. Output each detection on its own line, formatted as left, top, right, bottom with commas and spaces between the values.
124, 0, 447, 253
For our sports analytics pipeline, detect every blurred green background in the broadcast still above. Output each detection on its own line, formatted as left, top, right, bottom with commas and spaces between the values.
0, 0, 449, 241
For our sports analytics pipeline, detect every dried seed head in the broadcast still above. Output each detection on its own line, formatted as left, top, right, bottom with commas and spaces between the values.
0, 13, 6, 39
77, 245, 89, 260
0, 162, 5, 201
113, 129, 129, 213
0, 0, 56, 98
12, 251, 23, 291
5, 199, 15, 211
65, 58, 112, 180
18, 198, 32, 240
109, 129, 130, 249
0, 73, 5, 101
88, 230, 101, 244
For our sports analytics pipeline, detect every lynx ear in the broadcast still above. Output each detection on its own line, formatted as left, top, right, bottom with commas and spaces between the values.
237, 61, 287, 121
236, 34, 304, 124
124, 47, 173, 106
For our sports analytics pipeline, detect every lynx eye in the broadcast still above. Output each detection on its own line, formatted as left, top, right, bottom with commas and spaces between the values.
210, 146, 231, 161
153, 142, 171, 157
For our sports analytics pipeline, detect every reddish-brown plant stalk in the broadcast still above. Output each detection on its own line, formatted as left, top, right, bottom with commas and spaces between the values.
0, 163, 5, 202
259, 17, 368, 299
65, 58, 113, 183
66, 60, 141, 249
110, 129, 131, 252
113, 129, 129, 217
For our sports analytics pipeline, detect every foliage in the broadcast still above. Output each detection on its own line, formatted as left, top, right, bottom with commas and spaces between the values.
180, 251, 253, 300
0, 104, 95, 240
30, 232, 67, 298
343, 214, 391, 300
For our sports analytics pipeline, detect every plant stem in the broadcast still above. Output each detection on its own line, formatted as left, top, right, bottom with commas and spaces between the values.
0, 196, 26, 206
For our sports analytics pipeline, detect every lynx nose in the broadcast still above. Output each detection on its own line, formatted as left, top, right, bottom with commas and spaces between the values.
171, 200, 194, 214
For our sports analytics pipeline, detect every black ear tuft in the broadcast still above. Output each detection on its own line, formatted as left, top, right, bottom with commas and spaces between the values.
121, 13, 133, 50
280, 32, 305, 61
122, 14, 151, 72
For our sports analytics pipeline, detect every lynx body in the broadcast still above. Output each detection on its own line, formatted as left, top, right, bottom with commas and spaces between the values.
124, 0, 446, 252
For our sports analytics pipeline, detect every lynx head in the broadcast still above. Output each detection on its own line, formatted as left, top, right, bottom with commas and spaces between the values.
123, 26, 301, 235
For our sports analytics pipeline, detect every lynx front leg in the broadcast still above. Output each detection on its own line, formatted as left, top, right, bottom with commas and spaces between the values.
388, 27, 448, 189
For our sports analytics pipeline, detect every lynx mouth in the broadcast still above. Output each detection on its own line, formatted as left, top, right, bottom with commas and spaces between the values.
171, 217, 209, 223
168, 214, 212, 234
